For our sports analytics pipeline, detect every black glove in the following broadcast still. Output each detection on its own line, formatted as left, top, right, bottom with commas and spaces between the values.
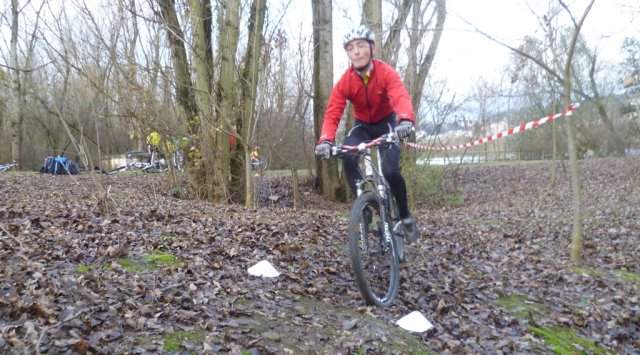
315, 141, 333, 160
395, 120, 414, 139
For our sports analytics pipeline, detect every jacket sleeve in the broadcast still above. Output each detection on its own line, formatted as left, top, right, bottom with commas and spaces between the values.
384, 65, 415, 124
318, 77, 348, 143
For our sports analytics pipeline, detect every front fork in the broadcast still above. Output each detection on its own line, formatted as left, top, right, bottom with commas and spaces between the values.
357, 179, 394, 251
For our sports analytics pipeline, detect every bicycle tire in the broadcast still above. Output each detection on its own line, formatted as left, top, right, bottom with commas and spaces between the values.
347, 191, 400, 307
107, 166, 128, 175
142, 164, 167, 173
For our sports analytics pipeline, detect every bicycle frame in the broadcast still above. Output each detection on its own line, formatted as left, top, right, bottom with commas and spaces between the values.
333, 132, 400, 224
334, 133, 398, 238
0, 161, 18, 172
331, 131, 404, 306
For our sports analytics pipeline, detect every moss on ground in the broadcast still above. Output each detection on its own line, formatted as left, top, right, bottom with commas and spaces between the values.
530, 325, 611, 354
117, 250, 182, 272
162, 330, 206, 353
76, 265, 91, 273
494, 293, 549, 318
613, 269, 640, 284
496, 293, 612, 354
571, 265, 640, 285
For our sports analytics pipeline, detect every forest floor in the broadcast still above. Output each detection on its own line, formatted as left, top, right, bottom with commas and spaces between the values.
0, 157, 639, 354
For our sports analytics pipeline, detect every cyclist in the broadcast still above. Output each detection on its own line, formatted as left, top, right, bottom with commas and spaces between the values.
314, 25, 419, 243
250, 147, 261, 168
146, 131, 162, 156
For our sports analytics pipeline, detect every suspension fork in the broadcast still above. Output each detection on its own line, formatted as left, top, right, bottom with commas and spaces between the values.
380, 196, 393, 246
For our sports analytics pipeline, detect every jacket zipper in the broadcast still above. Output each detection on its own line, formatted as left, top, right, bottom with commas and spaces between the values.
359, 74, 373, 123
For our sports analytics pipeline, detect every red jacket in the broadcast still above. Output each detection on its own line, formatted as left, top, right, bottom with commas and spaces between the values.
318, 59, 415, 143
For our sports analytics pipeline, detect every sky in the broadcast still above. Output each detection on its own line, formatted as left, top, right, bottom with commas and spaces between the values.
283, 0, 639, 96
434, 0, 638, 93
3, 0, 637, 96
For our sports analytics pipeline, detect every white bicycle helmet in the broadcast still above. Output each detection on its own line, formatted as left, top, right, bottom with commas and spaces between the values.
343, 25, 375, 49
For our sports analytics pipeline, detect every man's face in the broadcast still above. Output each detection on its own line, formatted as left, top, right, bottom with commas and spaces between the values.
345, 39, 374, 69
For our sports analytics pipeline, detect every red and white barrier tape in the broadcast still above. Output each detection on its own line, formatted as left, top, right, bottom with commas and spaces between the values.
406, 103, 580, 151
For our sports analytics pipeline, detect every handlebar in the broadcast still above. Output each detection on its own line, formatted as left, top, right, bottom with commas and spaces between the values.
331, 132, 399, 157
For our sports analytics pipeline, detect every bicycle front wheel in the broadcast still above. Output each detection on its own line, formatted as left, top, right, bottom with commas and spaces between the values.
347, 191, 400, 307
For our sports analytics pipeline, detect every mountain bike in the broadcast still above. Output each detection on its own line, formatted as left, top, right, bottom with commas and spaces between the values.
107, 147, 167, 175
141, 148, 168, 173
330, 130, 406, 307
0, 161, 17, 172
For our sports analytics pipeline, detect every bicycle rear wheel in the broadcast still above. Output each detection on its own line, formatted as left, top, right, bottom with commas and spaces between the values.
107, 166, 127, 175
347, 191, 400, 307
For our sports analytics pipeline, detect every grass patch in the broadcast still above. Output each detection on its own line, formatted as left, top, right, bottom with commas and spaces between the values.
572, 266, 640, 284
117, 250, 182, 272
613, 269, 640, 284
443, 193, 463, 207
76, 265, 91, 273
494, 293, 549, 318
571, 266, 601, 277
470, 218, 504, 229
145, 250, 182, 267
163, 330, 206, 353
530, 325, 611, 354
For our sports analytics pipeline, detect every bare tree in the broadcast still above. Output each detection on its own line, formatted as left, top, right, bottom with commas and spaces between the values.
239, 0, 267, 207
157, 0, 198, 133
9, 0, 23, 168
191, 0, 215, 198
313, 0, 345, 200
211, 0, 240, 203
561, 0, 595, 262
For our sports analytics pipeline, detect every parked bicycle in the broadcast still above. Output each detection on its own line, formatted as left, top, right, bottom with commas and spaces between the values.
328, 129, 406, 307
0, 161, 17, 172
171, 149, 185, 172
107, 147, 167, 175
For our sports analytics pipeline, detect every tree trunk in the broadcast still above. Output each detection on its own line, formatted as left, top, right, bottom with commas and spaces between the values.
191, 0, 215, 198
563, 0, 595, 262
157, 0, 198, 134
362, 0, 383, 59
550, 100, 559, 187
213, 0, 241, 203
10, 0, 23, 169
241, 0, 266, 207
403, 0, 446, 208
313, 0, 344, 201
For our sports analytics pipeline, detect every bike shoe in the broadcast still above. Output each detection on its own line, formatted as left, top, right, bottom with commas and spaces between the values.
402, 215, 420, 244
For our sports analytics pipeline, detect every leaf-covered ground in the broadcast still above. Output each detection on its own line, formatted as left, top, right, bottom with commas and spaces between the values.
1, 157, 638, 354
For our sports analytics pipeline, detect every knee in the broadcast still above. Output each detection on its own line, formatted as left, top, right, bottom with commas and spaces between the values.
382, 165, 401, 180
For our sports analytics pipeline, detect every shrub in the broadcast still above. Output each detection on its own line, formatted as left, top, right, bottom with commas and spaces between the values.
402, 160, 461, 209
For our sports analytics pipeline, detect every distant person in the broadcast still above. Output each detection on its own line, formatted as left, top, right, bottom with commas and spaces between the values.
314, 25, 419, 243
250, 146, 261, 171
